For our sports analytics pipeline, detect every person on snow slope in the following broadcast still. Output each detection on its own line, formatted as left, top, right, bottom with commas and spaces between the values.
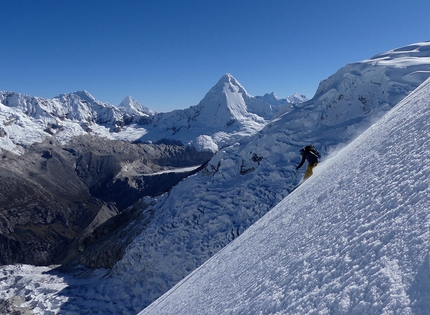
296, 145, 320, 181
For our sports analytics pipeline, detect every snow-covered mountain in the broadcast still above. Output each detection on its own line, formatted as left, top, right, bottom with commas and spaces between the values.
0, 74, 304, 154
0, 90, 149, 154
118, 96, 155, 117
141, 75, 430, 315
2, 41, 430, 314
138, 73, 275, 151
256, 91, 308, 106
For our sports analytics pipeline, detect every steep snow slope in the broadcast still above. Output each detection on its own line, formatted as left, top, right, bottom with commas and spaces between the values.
140, 77, 430, 315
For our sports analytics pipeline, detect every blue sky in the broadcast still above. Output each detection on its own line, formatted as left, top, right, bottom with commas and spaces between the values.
1, 0, 430, 112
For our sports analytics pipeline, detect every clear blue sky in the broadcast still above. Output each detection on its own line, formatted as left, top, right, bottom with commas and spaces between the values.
1, 0, 430, 112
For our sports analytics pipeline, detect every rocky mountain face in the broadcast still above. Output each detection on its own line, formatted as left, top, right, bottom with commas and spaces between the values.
0, 135, 213, 266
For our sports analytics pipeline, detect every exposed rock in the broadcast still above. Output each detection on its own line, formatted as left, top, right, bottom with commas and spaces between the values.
0, 144, 115, 265
0, 296, 33, 315
62, 201, 152, 269
0, 135, 213, 266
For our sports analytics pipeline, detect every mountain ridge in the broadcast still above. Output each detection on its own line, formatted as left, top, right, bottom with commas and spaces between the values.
0, 76, 305, 154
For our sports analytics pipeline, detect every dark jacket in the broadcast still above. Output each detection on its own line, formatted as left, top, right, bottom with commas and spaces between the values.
296, 146, 320, 170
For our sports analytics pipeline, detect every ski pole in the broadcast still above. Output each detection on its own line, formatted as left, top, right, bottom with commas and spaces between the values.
289, 169, 297, 190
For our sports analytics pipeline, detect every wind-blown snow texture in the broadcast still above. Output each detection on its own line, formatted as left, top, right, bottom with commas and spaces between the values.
140, 76, 430, 315
1, 41, 430, 314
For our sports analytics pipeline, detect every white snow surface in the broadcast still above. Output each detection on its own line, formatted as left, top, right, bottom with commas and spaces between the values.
256, 91, 309, 106
140, 76, 430, 315
2, 41, 430, 314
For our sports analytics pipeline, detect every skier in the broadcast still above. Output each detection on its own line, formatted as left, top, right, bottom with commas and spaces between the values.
296, 145, 320, 181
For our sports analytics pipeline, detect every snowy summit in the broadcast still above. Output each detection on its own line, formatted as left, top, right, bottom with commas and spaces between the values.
118, 96, 156, 116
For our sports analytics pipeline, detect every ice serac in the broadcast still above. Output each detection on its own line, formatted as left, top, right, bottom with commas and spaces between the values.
139, 77, 430, 315
314, 41, 430, 128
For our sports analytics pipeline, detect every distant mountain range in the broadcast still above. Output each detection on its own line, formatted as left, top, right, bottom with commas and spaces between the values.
0, 74, 307, 154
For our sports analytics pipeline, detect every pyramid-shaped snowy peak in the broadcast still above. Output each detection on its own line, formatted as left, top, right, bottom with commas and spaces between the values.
119, 96, 155, 116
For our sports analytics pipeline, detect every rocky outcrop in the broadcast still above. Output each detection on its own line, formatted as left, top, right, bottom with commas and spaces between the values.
0, 296, 33, 315
0, 142, 111, 265
0, 136, 213, 266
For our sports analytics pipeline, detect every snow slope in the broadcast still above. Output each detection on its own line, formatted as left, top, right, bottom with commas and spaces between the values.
140, 75, 430, 315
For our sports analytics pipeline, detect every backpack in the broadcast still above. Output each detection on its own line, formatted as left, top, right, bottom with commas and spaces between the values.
301, 145, 320, 158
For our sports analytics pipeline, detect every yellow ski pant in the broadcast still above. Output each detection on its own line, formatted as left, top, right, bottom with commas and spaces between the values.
304, 163, 318, 180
